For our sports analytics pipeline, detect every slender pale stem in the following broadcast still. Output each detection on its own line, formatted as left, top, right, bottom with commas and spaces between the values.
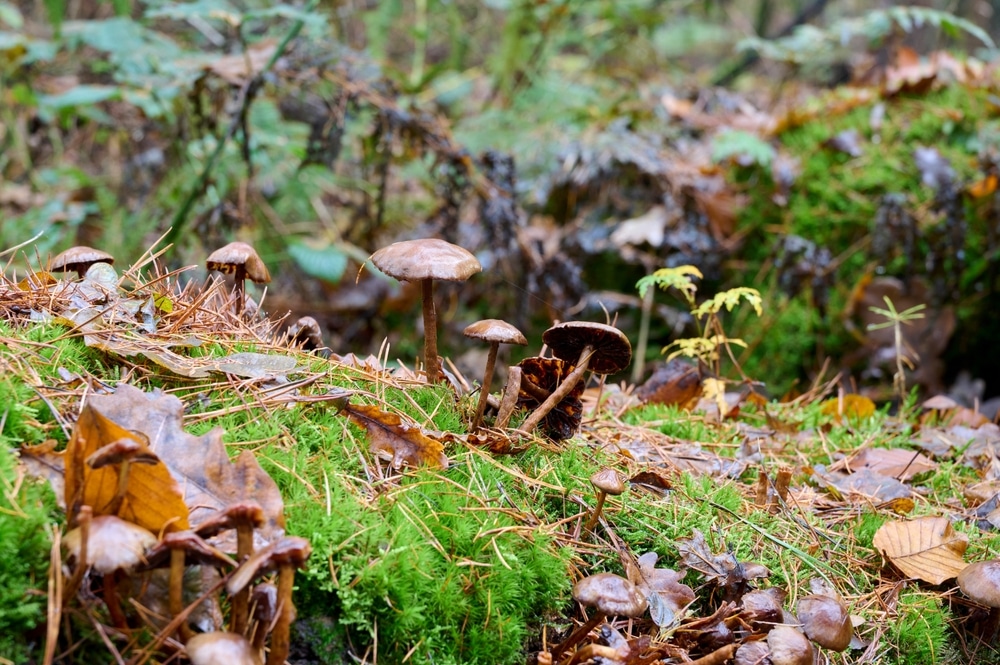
582, 491, 607, 532
421, 278, 440, 383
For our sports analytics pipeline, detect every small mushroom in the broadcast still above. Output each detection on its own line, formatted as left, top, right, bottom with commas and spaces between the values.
206, 241, 271, 315
85, 437, 159, 516
733, 640, 771, 665
958, 559, 1000, 639
249, 582, 278, 651
227, 536, 312, 665
583, 468, 625, 532
50, 245, 114, 279
740, 589, 785, 631
551, 572, 647, 660
186, 631, 262, 665
518, 322, 631, 436
463, 319, 527, 430
63, 515, 157, 628
766, 625, 814, 665
797, 593, 852, 651
287, 316, 323, 351
370, 239, 482, 384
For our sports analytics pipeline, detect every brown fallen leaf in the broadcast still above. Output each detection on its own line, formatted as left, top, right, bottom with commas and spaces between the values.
626, 551, 695, 627
635, 359, 702, 408
676, 529, 769, 600
872, 516, 968, 585
829, 447, 937, 482
64, 399, 190, 534
340, 401, 448, 469
85, 385, 285, 546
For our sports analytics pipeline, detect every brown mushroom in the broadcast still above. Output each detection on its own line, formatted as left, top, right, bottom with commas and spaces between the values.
85, 437, 159, 516
287, 316, 323, 351
370, 239, 481, 384
226, 536, 312, 665
958, 559, 1000, 639
206, 241, 271, 315
63, 515, 157, 628
463, 319, 527, 430
50, 245, 114, 279
583, 468, 626, 532
551, 572, 647, 660
186, 631, 262, 665
766, 625, 814, 665
518, 322, 631, 436
797, 593, 852, 651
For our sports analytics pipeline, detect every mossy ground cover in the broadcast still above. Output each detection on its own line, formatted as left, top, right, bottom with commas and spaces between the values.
2, 297, 1000, 663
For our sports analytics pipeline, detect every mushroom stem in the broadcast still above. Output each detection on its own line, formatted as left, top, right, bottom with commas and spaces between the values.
230, 524, 255, 635
495, 366, 522, 429
471, 342, 500, 430
63, 506, 92, 607
267, 564, 296, 665
421, 278, 441, 384
169, 546, 192, 641
103, 570, 128, 629
582, 490, 608, 532
518, 347, 593, 435
550, 611, 605, 661
234, 266, 247, 316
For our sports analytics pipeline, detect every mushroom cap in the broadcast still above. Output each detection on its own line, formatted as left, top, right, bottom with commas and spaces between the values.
542, 322, 632, 375
370, 239, 481, 283
63, 515, 157, 574
464, 319, 528, 346
766, 625, 814, 665
186, 631, 261, 665
590, 468, 625, 496
740, 589, 785, 630
734, 640, 771, 665
85, 437, 158, 469
797, 594, 852, 651
194, 501, 266, 541
206, 242, 271, 284
139, 530, 236, 570
958, 560, 1000, 608
50, 246, 114, 274
227, 536, 312, 596
572, 572, 648, 617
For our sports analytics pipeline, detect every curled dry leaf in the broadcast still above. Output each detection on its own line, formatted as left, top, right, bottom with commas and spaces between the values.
872, 516, 969, 585
676, 529, 769, 597
627, 552, 695, 627
338, 399, 448, 469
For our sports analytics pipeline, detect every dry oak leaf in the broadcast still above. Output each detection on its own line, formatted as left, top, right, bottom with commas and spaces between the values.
85, 385, 285, 546
64, 399, 190, 534
872, 516, 968, 585
340, 401, 448, 469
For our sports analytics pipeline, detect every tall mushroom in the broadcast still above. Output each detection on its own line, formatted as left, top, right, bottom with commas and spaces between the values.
583, 468, 626, 532
370, 239, 481, 384
463, 319, 527, 430
50, 245, 114, 279
206, 241, 271, 315
519, 322, 631, 436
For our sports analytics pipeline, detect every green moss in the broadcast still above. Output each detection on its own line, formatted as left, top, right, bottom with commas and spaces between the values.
889, 591, 955, 665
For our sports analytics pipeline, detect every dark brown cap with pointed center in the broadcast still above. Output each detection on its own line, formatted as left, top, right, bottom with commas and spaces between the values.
139, 530, 236, 570
50, 246, 114, 278
542, 322, 632, 375
206, 242, 271, 284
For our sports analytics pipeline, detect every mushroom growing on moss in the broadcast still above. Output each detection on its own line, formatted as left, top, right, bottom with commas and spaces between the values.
797, 593, 852, 651
463, 319, 527, 430
958, 559, 1000, 640
583, 468, 625, 532
206, 241, 271, 315
370, 239, 481, 384
518, 322, 631, 436
551, 572, 648, 660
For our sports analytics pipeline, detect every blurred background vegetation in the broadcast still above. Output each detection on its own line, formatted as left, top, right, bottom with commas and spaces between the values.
3, 0, 1000, 402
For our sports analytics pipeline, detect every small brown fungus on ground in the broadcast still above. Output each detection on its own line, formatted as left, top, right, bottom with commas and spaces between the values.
551, 572, 647, 660
797, 593, 852, 651
50, 245, 114, 279
958, 559, 1000, 640
463, 319, 527, 430
583, 468, 626, 532
206, 241, 271, 315
186, 631, 262, 665
766, 625, 814, 665
287, 315, 324, 351
518, 322, 631, 436
370, 238, 481, 384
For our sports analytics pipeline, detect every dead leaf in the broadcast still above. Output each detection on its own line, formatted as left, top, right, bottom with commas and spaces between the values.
517, 357, 583, 440
813, 467, 911, 502
819, 394, 876, 422
627, 551, 695, 627
635, 360, 702, 408
829, 447, 936, 481
64, 399, 190, 533
340, 401, 448, 469
84, 385, 285, 546
676, 529, 769, 598
872, 516, 968, 584
207, 40, 278, 86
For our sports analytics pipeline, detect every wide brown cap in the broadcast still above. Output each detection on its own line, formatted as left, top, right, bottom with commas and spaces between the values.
227, 536, 312, 596
766, 625, 814, 665
371, 239, 481, 282
51, 246, 114, 275
797, 594, 852, 651
572, 572, 648, 617
139, 530, 236, 570
958, 560, 1000, 608
186, 631, 261, 665
464, 319, 527, 346
590, 468, 625, 496
542, 322, 632, 374
63, 515, 157, 574
206, 242, 271, 283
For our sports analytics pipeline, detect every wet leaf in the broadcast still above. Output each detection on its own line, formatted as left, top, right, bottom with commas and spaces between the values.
819, 394, 876, 421
635, 359, 701, 408
829, 447, 936, 481
676, 529, 769, 594
872, 516, 968, 584
340, 402, 448, 469
64, 399, 190, 533
627, 552, 695, 627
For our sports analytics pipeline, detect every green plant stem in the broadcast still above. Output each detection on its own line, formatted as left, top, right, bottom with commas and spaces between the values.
162, 0, 319, 247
